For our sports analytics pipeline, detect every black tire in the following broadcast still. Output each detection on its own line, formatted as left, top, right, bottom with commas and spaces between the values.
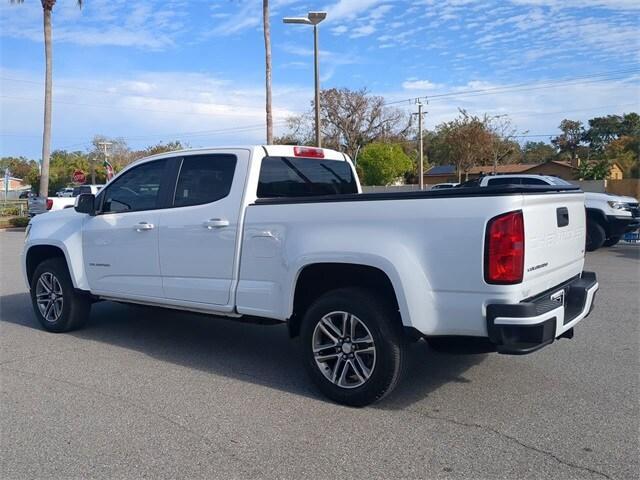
603, 236, 621, 247
300, 287, 405, 407
586, 221, 606, 252
30, 258, 90, 333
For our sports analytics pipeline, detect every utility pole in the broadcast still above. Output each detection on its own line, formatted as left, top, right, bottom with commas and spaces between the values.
97, 141, 112, 184
413, 99, 426, 190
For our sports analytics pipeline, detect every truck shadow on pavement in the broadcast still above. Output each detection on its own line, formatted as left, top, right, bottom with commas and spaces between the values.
0, 292, 486, 409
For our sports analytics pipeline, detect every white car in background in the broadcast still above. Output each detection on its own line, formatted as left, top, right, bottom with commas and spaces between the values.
458, 174, 639, 251
57, 187, 74, 197
430, 182, 459, 190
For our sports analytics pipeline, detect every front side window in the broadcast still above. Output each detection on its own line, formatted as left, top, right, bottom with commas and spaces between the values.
257, 156, 357, 198
101, 159, 167, 213
173, 154, 237, 207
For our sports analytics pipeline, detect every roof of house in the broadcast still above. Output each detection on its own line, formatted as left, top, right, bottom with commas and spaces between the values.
466, 160, 576, 174
466, 164, 537, 174
425, 160, 577, 176
425, 165, 456, 175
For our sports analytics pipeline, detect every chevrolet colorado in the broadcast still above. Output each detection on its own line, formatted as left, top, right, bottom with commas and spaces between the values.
23, 146, 598, 406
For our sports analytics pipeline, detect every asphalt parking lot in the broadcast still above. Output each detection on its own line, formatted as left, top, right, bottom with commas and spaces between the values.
1, 230, 638, 480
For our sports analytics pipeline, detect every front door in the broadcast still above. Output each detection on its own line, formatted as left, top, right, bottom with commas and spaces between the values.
158, 151, 249, 306
83, 158, 170, 299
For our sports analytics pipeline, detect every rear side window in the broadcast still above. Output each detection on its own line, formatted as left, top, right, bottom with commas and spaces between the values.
257, 156, 357, 198
487, 177, 521, 186
173, 154, 236, 207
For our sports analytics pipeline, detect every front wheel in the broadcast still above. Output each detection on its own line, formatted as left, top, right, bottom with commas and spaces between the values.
586, 221, 606, 252
300, 287, 405, 407
30, 258, 90, 333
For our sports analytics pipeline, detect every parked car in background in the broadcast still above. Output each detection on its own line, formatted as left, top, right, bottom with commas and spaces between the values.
23, 145, 598, 406
430, 182, 459, 190
458, 174, 639, 251
57, 187, 74, 197
28, 195, 75, 217
19, 191, 32, 199
72, 184, 104, 197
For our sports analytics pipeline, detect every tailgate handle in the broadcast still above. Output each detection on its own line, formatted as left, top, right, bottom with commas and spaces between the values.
557, 207, 569, 227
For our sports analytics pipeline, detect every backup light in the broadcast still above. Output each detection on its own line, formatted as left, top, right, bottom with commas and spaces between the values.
485, 210, 524, 284
293, 146, 324, 158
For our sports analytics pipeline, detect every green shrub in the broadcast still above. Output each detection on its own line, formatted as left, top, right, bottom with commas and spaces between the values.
357, 142, 413, 186
0, 206, 21, 216
9, 217, 29, 227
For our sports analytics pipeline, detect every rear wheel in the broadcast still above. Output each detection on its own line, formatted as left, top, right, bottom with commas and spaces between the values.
603, 236, 621, 247
30, 258, 90, 333
300, 287, 405, 407
586, 221, 606, 252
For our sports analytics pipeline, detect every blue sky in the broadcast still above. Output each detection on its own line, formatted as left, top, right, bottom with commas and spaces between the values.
1, 0, 639, 159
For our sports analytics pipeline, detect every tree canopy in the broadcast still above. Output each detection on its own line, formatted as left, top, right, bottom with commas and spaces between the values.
357, 142, 413, 186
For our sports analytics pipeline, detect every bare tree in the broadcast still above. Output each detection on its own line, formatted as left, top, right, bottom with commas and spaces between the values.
487, 115, 521, 172
280, 88, 412, 158
11, 0, 83, 196
436, 109, 493, 182
263, 0, 273, 144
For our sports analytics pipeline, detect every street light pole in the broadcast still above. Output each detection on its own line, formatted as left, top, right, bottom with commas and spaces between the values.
313, 23, 321, 147
283, 11, 327, 148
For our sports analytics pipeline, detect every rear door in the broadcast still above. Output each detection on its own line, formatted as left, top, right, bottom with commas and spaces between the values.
157, 150, 250, 306
521, 191, 586, 294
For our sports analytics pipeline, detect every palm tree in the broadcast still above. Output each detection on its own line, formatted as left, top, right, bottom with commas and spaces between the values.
10, 0, 83, 197
262, 0, 273, 144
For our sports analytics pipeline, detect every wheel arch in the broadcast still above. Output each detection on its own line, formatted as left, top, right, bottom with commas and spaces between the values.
25, 244, 73, 288
287, 261, 408, 338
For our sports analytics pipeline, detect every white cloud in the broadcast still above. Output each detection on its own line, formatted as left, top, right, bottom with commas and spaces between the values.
350, 24, 376, 38
0, 67, 311, 155
0, 0, 185, 50
402, 79, 440, 90
325, 0, 387, 21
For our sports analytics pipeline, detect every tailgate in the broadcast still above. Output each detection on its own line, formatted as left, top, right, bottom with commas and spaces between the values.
522, 191, 586, 295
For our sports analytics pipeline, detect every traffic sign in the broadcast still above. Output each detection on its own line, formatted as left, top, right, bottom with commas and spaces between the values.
72, 170, 86, 184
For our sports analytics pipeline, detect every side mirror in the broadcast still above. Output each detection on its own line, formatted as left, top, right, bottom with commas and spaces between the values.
75, 193, 96, 215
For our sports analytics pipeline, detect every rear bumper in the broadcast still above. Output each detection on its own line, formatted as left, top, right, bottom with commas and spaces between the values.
486, 271, 598, 355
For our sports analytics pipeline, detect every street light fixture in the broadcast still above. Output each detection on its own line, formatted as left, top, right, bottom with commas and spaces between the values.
283, 11, 327, 148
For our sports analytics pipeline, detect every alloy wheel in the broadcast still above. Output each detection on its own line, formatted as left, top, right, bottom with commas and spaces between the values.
312, 311, 376, 389
36, 272, 64, 323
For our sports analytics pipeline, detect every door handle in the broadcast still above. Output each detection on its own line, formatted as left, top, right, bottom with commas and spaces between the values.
135, 222, 155, 232
203, 218, 230, 229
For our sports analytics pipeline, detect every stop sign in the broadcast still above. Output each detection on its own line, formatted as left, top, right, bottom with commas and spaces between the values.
72, 169, 86, 184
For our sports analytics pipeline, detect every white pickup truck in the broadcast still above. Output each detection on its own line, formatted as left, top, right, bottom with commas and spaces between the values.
458, 174, 640, 251
23, 146, 599, 406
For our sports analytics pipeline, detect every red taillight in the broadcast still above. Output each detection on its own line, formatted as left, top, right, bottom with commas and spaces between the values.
293, 146, 324, 158
485, 210, 524, 284
46, 198, 53, 210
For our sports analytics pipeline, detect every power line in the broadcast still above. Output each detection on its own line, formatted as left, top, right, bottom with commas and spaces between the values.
383, 67, 640, 106
55, 122, 289, 150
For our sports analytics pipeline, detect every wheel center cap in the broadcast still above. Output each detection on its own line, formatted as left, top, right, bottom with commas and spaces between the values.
341, 342, 353, 354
